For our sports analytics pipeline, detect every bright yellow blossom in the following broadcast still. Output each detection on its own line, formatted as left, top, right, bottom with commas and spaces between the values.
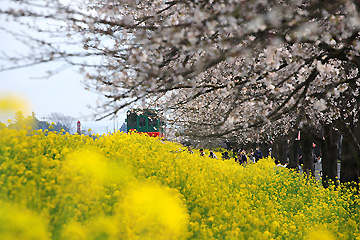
0, 128, 359, 240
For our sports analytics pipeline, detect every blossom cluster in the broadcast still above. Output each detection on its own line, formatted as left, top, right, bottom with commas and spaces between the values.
0, 127, 359, 239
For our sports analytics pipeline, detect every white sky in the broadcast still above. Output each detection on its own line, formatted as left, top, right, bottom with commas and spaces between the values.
0, 18, 126, 134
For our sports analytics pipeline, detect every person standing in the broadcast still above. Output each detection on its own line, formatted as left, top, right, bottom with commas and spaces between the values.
188, 146, 194, 154
208, 150, 217, 159
241, 150, 248, 164
254, 147, 263, 162
250, 148, 255, 163
222, 152, 230, 160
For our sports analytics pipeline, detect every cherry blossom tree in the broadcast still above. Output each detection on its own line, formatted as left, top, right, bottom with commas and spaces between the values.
1, 0, 360, 184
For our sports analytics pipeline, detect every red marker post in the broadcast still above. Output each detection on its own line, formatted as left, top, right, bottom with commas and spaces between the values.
77, 121, 81, 134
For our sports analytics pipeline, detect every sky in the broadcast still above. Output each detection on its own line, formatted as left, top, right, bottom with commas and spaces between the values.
0, 18, 127, 134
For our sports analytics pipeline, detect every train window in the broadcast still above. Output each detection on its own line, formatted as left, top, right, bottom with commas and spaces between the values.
148, 116, 158, 127
128, 113, 137, 127
139, 116, 146, 127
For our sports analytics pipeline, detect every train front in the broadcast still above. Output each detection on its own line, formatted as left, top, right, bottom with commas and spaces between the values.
126, 109, 165, 138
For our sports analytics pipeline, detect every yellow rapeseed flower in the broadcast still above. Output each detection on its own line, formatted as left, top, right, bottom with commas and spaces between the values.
307, 228, 335, 240
116, 183, 189, 240
63, 148, 131, 184
0, 201, 49, 240
0, 95, 29, 113
0, 130, 359, 240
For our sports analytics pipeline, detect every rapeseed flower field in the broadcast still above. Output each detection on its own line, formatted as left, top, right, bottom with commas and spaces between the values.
0, 126, 359, 239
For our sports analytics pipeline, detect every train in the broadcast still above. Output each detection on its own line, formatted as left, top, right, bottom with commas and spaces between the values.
126, 109, 165, 138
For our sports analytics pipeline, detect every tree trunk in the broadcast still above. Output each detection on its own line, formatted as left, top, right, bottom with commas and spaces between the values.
288, 133, 299, 170
273, 137, 288, 164
335, 119, 360, 184
340, 135, 359, 184
322, 123, 339, 187
260, 143, 269, 158
300, 128, 315, 178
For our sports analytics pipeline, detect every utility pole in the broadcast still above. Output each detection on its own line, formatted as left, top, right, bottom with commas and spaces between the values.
113, 113, 116, 133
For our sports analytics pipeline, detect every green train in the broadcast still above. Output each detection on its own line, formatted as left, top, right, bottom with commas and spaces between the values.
126, 109, 165, 138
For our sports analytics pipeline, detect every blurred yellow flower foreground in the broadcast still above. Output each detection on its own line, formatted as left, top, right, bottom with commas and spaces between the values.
0, 128, 359, 240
